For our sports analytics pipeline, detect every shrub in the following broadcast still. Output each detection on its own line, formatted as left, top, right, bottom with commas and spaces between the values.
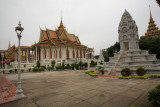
41, 65, 46, 69
61, 63, 65, 70
147, 88, 160, 106
78, 61, 83, 70
64, 64, 71, 69
14, 69, 17, 73
119, 76, 132, 79
121, 67, 131, 76
55, 64, 62, 70
149, 75, 160, 78
75, 63, 79, 70
9, 70, 13, 73
156, 84, 160, 89
136, 66, 146, 76
90, 60, 97, 67
119, 75, 160, 79
36, 61, 41, 68
85, 70, 97, 77
88, 72, 98, 77
28, 68, 31, 72
51, 60, 56, 69
85, 70, 94, 74
32, 67, 45, 72
46, 66, 53, 71
83, 62, 88, 69
71, 63, 75, 70
97, 66, 105, 75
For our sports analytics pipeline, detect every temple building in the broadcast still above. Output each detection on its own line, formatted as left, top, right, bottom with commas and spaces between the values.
32, 18, 94, 65
3, 18, 94, 68
3, 41, 34, 63
144, 8, 160, 37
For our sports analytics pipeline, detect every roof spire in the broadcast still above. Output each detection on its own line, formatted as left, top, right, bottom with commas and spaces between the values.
60, 16, 63, 27
144, 5, 160, 37
60, 10, 64, 27
149, 5, 153, 20
8, 41, 11, 49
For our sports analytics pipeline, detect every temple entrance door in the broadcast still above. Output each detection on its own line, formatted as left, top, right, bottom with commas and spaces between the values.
123, 42, 129, 50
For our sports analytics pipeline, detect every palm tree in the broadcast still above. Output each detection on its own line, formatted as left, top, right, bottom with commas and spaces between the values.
156, 0, 160, 6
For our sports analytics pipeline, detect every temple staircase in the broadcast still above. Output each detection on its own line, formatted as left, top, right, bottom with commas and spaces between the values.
108, 51, 128, 75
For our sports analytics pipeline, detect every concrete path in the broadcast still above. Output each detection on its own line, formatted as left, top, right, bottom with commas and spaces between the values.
1, 70, 160, 107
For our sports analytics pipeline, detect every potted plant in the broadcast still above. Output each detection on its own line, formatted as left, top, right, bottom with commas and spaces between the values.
121, 67, 131, 76
97, 66, 105, 75
136, 66, 146, 76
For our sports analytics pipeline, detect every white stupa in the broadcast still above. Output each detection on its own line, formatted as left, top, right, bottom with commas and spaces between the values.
105, 10, 160, 75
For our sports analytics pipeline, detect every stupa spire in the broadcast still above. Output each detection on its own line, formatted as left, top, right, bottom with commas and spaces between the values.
8, 41, 11, 49
144, 5, 160, 37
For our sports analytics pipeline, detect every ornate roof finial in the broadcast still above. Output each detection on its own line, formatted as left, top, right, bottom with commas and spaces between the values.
19, 20, 21, 26
45, 26, 47, 30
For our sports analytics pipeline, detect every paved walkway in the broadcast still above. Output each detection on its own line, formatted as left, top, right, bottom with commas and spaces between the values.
0, 75, 16, 104
1, 70, 160, 107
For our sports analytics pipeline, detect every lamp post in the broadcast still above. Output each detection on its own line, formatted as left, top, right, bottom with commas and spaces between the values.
14, 21, 25, 99
1, 53, 4, 75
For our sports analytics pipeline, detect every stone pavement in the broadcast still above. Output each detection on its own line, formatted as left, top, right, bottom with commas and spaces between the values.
0, 75, 16, 104
1, 70, 160, 107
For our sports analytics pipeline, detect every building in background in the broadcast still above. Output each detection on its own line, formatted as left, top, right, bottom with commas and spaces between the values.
143, 9, 160, 37
2, 18, 94, 68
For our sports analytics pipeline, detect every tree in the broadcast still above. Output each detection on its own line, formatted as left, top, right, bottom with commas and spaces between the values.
102, 42, 120, 62
78, 61, 82, 70
156, 0, 160, 6
139, 36, 160, 59
51, 60, 56, 69
36, 61, 41, 68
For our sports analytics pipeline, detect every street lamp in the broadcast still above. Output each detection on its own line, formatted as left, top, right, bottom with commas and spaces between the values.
1, 53, 4, 75
14, 21, 25, 99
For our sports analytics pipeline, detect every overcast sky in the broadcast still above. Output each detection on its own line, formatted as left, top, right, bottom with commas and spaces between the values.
0, 0, 160, 55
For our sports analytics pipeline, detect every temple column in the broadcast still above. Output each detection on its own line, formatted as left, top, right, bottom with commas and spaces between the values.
35, 47, 37, 62
32, 49, 34, 62
26, 49, 29, 63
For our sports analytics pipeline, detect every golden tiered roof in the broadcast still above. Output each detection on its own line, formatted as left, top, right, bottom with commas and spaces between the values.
144, 8, 160, 37
5, 44, 17, 61
34, 18, 93, 51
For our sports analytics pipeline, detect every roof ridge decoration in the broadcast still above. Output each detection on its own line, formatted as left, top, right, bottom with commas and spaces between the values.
45, 26, 51, 40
